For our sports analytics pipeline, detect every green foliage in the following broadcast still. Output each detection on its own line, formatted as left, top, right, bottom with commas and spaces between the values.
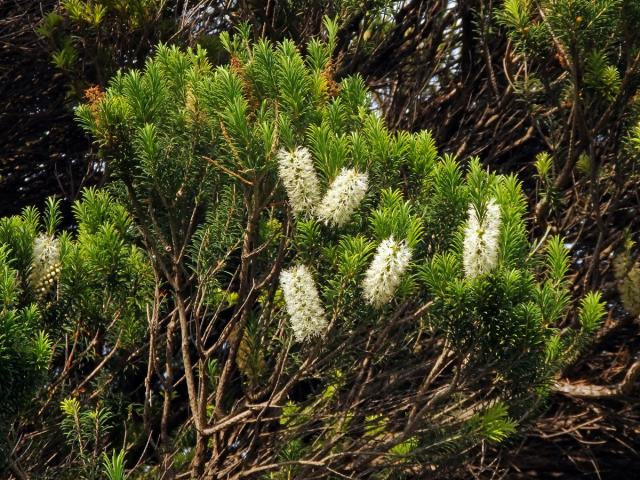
60, 397, 114, 477
36, 11, 64, 39
496, 0, 533, 32
37, 0, 176, 98
496, 0, 548, 52
0, 246, 51, 458
584, 50, 621, 100
498, 0, 624, 57
534, 152, 554, 181
52, 40, 78, 71
473, 402, 518, 442
61, 0, 107, 26
495, 0, 638, 235
369, 189, 424, 248
545, 235, 570, 283
578, 291, 607, 334
102, 449, 127, 480
543, 0, 622, 51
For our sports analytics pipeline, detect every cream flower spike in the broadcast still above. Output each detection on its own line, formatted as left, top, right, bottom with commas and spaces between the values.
316, 168, 368, 227
463, 198, 501, 279
362, 236, 412, 308
280, 264, 328, 342
277, 146, 322, 217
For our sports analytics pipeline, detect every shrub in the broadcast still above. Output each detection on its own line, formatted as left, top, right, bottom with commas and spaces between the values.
2, 21, 606, 478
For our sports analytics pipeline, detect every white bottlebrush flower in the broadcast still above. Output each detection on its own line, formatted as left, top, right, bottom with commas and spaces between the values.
362, 236, 412, 308
316, 168, 368, 227
280, 264, 328, 342
463, 198, 502, 279
277, 146, 322, 217
29, 233, 61, 295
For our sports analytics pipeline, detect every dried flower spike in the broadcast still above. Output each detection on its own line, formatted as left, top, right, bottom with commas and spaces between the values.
29, 234, 61, 295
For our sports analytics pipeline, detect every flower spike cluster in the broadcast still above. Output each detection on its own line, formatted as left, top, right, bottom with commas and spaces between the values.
277, 147, 322, 217
316, 168, 369, 227
362, 236, 412, 308
280, 264, 328, 342
277, 146, 368, 226
29, 233, 61, 295
463, 198, 501, 279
